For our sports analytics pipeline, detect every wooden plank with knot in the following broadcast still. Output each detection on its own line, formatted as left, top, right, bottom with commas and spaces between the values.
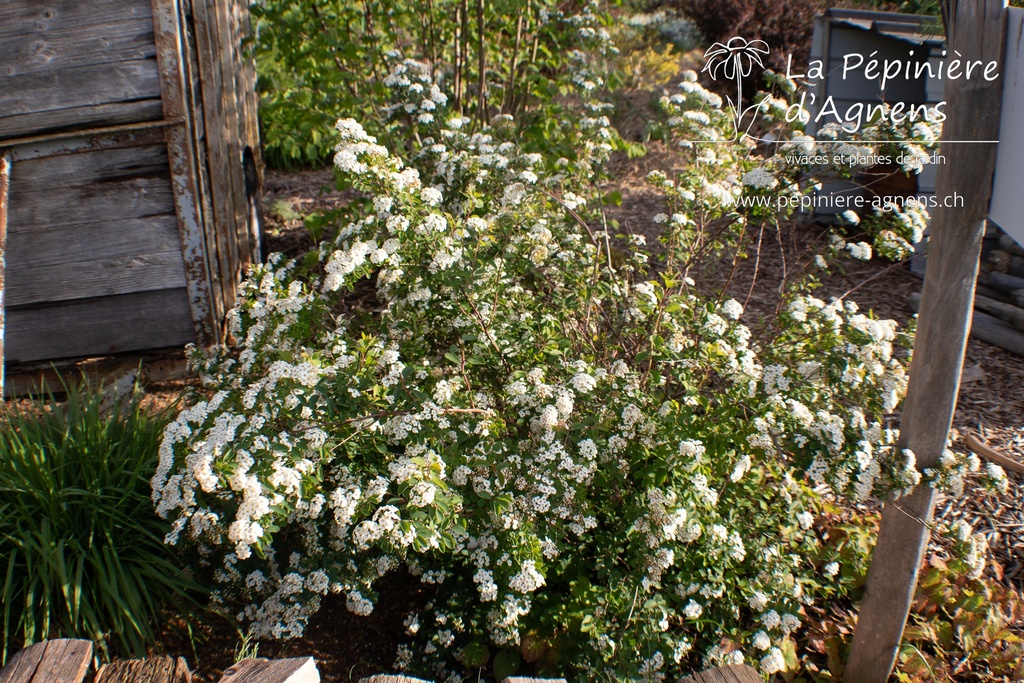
0, 639, 93, 683
676, 664, 762, 683
94, 656, 191, 683
218, 658, 319, 683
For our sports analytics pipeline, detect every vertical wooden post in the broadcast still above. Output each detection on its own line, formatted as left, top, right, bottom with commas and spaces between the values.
0, 153, 10, 397
842, 1, 1007, 681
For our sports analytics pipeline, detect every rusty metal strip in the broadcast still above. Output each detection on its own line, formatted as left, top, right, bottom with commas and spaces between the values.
0, 119, 184, 153
151, 0, 219, 347
0, 153, 11, 397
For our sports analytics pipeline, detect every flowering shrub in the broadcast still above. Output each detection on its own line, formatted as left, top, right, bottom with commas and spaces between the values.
252, 0, 622, 165
656, 70, 939, 266
153, 64, 986, 681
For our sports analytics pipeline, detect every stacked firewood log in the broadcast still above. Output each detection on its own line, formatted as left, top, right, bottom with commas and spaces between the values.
975, 233, 1024, 356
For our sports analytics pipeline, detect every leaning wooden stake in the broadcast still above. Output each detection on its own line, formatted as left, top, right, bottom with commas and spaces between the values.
842, 1, 1008, 681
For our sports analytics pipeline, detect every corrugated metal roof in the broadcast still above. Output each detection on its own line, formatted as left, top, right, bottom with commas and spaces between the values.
824, 8, 944, 46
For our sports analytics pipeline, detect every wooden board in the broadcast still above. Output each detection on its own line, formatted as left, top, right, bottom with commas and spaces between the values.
9, 177, 174, 229
4, 288, 195, 363
193, 0, 243, 312
151, 0, 219, 346
7, 144, 175, 231
0, 1, 152, 42
843, 2, 1009, 681
94, 657, 191, 683
0, 153, 10, 394
218, 658, 319, 683
6, 215, 181, 268
2, 142, 186, 307
0, 639, 93, 683
676, 664, 761, 683
176, 0, 225, 325
5, 249, 186, 307
0, 4, 155, 78
359, 677, 434, 683
0, 60, 162, 139
7, 144, 169, 192
0, 102, 167, 148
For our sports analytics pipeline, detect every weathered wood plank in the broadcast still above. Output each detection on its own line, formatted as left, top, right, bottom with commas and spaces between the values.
194, 0, 242, 311
9, 178, 175, 229
176, 0, 226, 324
359, 677, 434, 683
94, 656, 191, 683
151, 0, 219, 346
0, 152, 10, 393
5, 288, 195, 363
8, 145, 168, 194
3, 126, 168, 163
236, 0, 264, 265
0, 12, 155, 78
0, 1, 153, 40
676, 665, 761, 683
0, 59, 162, 118
0, 639, 93, 683
6, 215, 180, 267
843, 1, 1008, 681
6, 249, 187, 306
218, 657, 319, 683
0, 641, 47, 683
32, 639, 94, 683
220, 0, 254, 269
0, 101, 166, 143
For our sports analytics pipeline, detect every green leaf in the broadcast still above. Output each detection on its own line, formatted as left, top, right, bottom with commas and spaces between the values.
494, 649, 521, 679
463, 641, 490, 667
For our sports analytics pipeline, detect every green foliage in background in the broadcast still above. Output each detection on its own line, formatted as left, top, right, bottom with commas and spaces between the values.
0, 383, 207, 663
251, 0, 620, 167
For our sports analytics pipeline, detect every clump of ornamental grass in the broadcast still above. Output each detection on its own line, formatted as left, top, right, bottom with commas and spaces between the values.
152, 60, 990, 683
0, 381, 207, 663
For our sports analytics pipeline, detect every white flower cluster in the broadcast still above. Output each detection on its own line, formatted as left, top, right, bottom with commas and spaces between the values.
152, 54, 933, 682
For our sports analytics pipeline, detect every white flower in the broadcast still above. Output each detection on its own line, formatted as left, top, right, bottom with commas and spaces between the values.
538, 405, 560, 430
683, 599, 703, 619
503, 182, 527, 206
840, 209, 860, 225
420, 187, 443, 206
846, 241, 873, 260
570, 373, 597, 393
824, 561, 840, 577
409, 481, 437, 507
760, 647, 785, 674
509, 560, 546, 592
720, 299, 744, 320
741, 168, 778, 190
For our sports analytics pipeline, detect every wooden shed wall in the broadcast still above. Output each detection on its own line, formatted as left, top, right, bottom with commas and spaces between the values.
0, 0, 263, 371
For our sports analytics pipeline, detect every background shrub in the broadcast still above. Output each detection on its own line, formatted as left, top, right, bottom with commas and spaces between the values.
668, 0, 825, 72
251, 0, 619, 167
0, 383, 206, 663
